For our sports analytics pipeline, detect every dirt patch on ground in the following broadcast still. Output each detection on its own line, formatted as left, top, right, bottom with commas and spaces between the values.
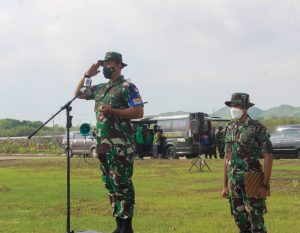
271, 177, 300, 194
0, 156, 100, 169
53, 198, 111, 217
0, 185, 11, 192
0, 157, 65, 168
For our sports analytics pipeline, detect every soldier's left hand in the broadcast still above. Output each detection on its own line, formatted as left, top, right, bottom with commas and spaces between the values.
221, 187, 229, 199
254, 187, 268, 199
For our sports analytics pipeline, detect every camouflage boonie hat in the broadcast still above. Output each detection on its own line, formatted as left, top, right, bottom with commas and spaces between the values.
99, 51, 127, 68
225, 92, 255, 108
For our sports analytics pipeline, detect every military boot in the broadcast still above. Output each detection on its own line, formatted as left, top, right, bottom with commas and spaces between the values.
112, 217, 122, 233
120, 218, 133, 233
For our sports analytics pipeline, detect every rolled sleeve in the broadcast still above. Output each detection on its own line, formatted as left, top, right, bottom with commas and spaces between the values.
124, 83, 144, 108
82, 85, 98, 100
256, 125, 273, 154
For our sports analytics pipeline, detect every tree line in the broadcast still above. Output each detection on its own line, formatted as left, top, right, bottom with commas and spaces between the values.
1, 117, 300, 137
0, 119, 65, 137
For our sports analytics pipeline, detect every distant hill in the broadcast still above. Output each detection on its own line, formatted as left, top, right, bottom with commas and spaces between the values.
147, 106, 300, 132
263, 105, 300, 118
212, 104, 300, 119
150, 105, 300, 120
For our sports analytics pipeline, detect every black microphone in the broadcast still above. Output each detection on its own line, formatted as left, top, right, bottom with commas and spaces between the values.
76, 87, 87, 97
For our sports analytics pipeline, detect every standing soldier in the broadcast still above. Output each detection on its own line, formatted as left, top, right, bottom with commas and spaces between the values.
75, 51, 144, 233
216, 126, 225, 159
221, 93, 273, 233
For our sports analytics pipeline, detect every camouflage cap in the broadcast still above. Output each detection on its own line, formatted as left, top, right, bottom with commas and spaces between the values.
99, 51, 127, 68
225, 92, 255, 108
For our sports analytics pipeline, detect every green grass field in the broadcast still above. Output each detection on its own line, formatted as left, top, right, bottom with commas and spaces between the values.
0, 157, 299, 233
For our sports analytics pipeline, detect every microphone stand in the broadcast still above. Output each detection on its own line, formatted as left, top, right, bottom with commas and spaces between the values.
28, 90, 106, 233
28, 92, 79, 233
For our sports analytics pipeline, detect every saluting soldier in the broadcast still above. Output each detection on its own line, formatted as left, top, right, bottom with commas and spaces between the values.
75, 51, 144, 233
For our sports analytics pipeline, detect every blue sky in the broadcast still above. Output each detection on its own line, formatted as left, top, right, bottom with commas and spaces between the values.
1, 0, 299, 126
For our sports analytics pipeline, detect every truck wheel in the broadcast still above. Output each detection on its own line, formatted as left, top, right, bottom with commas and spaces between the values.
91, 148, 97, 158
165, 146, 178, 159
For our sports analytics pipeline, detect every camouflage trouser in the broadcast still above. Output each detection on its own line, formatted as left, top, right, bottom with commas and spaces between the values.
97, 143, 135, 219
229, 180, 267, 233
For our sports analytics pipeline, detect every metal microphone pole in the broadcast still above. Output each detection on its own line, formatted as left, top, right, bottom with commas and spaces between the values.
28, 91, 79, 233
28, 89, 106, 233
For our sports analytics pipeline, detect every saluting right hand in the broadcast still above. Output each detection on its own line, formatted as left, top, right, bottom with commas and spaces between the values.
85, 62, 101, 77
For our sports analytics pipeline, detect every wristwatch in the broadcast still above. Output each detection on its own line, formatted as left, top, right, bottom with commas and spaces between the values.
261, 184, 270, 190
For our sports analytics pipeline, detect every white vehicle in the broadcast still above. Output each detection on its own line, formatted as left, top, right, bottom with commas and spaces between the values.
62, 131, 97, 157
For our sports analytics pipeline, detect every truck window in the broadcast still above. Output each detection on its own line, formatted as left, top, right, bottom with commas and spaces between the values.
172, 119, 188, 131
158, 120, 172, 132
282, 129, 300, 138
203, 120, 209, 133
75, 133, 85, 139
271, 131, 282, 139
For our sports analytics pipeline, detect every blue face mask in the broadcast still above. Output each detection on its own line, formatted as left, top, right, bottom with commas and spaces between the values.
103, 66, 115, 79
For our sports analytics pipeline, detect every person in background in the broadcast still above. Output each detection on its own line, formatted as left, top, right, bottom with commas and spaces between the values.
200, 132, 210, 158
209, 127, 217, 159
145, 128, 154, 157
216, 126, 225, 159
152, 125, 162, 159
135, 124, 145, 159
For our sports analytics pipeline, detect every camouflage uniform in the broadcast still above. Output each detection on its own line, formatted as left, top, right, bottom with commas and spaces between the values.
224, 93, 272, 233
83, 57, 143, 220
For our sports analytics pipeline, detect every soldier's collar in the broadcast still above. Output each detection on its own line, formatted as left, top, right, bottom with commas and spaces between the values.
238, 115, 251, 125
110, 75, 125, 84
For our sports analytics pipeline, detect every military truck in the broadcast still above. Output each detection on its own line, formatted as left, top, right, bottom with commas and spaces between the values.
132, 112, 229, 159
